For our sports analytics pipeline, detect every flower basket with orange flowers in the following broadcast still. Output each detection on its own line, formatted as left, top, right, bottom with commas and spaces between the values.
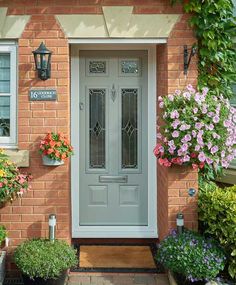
39, 132, 74, 166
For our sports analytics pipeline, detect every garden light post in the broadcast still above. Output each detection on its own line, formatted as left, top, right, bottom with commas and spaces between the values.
176, 213, 184, 235
49, 214, 56, 242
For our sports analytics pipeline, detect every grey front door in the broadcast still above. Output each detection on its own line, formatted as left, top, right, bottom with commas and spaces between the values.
79, 50, 148, 226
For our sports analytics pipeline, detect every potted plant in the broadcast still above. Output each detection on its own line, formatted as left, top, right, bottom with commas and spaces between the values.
154, 85, 236, 178
0, 149, 31, 207
14, 239, 77, 285
0, 225, 7, 285
156, 230, 226, 285
39, 132, 73, 166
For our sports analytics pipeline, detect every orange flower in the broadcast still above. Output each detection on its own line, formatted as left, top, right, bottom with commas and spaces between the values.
49, 141, 56, 147
47, 148, 54, 154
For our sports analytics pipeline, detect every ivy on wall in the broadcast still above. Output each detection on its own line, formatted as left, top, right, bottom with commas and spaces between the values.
171, 0, 236, 99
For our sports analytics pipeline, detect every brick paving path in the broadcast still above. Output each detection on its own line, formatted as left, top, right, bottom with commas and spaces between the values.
67, 273, 169, 285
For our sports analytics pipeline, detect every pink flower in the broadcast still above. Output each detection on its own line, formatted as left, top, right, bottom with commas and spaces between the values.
180, 144, 188, 152
192, 163, 199, 170
198, 152, 206, 162
202, 87, 209, 96
175, 89, 181, 95
195, 145, 201, 151
170, 110, 179, 119
171, 157, 183, 165
159, 102, 164, 108
158, 96, 163, 102
193, 108, 198, 114
168, 94, 174, 101
213, 115, 220, 123
210, 146, 218, 154
171, 119, 180, 129
183, 92, 191, 100
207, 112, 214, 118
192, 130, 197, 138
206, 157, 213, 165
0, 183, 2, 188
186, 84, 195, 93
172, 131, 179, 138
183, 155, 190, 162
195, 122, 203, 130
153, 144, 164, 157
158, 158, 171, 167
157, 133, 162, 139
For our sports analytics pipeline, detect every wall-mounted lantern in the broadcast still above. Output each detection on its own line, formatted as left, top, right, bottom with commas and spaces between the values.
176, 212, 184, 235
184, 45, 197, 75
32, 42, 52, 80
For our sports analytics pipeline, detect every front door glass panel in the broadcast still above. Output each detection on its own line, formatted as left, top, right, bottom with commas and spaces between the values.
89, 88, 106, 169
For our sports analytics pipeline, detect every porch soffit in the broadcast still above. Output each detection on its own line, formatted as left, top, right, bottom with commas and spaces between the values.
0, 8, 30, 39
56, 6, 180, 38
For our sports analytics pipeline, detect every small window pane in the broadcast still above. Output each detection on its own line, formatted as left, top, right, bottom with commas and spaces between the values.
89, 61, 106, 74
0, 96, 10, 137
121, 88, 138, 169
89, 89, 106, 168
0, 54, 10, 93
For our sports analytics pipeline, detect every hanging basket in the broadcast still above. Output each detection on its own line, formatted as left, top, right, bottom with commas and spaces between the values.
42, 156, 64, 166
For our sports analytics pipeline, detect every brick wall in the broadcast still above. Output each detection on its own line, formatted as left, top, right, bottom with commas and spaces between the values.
0, 0, 198, 273
156, 13, 198, 240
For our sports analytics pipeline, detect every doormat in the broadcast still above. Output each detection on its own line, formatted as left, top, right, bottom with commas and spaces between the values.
71, 244, 163, 273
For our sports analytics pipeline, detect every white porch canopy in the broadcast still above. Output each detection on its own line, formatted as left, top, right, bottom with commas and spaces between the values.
0, 8, 29, 39
56, 7, 180, 39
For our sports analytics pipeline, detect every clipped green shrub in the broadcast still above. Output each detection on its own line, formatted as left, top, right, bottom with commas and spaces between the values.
199, 184, 236, 279
14, 239, 77, 280
156, 230, 226, 282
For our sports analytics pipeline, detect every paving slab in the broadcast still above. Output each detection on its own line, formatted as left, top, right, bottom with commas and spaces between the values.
67, 273, 169, 285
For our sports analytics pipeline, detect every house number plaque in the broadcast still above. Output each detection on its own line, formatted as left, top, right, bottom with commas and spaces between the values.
29, 89, 57, 101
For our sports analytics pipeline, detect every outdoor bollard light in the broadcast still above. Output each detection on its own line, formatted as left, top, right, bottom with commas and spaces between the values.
49, 214, 56, 242
32, 42, 52, 80
176, 213, 184, 235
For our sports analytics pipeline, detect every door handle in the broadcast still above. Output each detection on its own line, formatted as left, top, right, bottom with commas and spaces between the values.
79, 102, 84, 110
99, 175, 128, 183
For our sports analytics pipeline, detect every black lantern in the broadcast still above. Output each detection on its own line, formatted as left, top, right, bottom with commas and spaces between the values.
32, 42, 52, 80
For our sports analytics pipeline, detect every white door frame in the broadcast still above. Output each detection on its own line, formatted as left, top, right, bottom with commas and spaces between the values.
71, 43, 157, 238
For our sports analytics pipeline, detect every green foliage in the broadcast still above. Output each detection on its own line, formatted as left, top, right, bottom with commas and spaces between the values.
171, 0, 236, 99
0, 226, 7, 245
156, 230, 226, 282
14, 239, 77, 280
198, 184, 236, 279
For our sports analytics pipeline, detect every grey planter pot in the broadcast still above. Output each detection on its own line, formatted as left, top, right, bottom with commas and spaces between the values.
42, 156, 64, 166
0, 251, 6, 285
168, 271, 178, 285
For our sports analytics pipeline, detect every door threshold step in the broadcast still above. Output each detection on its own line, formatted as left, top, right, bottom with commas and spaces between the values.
67, 273, 169, 285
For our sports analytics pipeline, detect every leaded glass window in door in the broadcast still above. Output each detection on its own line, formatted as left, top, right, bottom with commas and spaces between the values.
121, 88, 138, 169
89, 88, 106, 168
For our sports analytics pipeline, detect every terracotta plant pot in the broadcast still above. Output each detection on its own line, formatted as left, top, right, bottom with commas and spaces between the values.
22, 272, 66, 285
42, 156, 64, 166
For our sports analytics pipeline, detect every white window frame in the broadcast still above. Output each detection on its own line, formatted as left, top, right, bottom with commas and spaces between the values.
0, 44, 17, 147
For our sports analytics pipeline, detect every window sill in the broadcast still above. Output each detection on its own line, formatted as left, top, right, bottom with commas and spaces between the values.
4, 149, 29, 167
